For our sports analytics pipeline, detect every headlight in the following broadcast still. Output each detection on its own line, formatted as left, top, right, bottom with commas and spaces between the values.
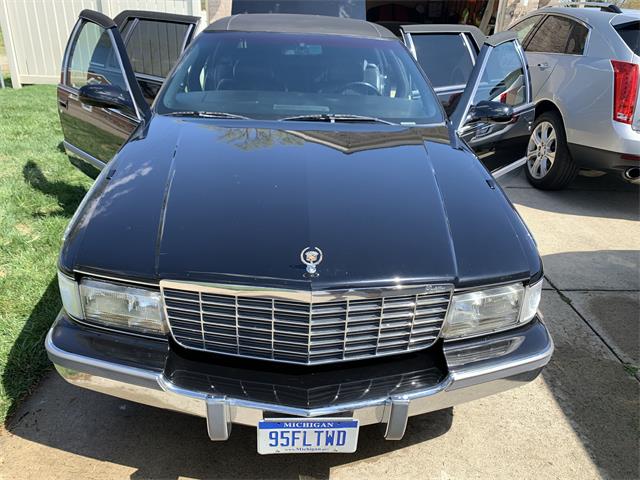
80, 279, 165, 334
58, 272, 165, 335
442, 280, 543, 340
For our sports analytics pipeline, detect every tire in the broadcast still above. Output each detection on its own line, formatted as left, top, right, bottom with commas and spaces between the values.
525, 111, 578, 190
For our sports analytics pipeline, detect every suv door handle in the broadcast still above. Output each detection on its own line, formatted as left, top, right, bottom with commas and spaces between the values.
536, 62, 550, 70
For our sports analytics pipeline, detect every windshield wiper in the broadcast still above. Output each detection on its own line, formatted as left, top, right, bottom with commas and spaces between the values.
164, 111, 251, 120
279, 113, 395, 125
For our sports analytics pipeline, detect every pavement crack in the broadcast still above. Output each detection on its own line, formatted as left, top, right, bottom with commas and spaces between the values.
544, 275, 639, 383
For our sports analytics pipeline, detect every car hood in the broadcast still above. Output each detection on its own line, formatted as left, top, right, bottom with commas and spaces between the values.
63, 115, 540, 290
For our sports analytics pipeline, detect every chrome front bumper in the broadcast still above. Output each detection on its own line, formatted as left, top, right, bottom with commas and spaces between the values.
46, 313, 553, 442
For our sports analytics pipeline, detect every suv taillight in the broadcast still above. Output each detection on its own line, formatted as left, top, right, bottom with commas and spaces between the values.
611, 60, 639, 125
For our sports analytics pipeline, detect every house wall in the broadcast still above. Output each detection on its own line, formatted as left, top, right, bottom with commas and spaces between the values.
0, 0, 203, 88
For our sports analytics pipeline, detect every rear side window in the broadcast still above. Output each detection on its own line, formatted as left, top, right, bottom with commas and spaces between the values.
124, 20, 190, 78
565, 22, 588, 55
615, 21, 640, 55
526, 15, 575, 54
411, 33, 475, 88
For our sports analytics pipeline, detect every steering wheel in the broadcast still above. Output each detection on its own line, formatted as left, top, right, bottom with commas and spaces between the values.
340, 81, 381, 96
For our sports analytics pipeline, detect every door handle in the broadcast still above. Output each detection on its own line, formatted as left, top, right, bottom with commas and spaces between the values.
536, 62, 550, 70
81, 103, 93, 113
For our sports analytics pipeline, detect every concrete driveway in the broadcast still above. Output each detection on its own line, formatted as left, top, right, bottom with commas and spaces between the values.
0, 170, 638, 480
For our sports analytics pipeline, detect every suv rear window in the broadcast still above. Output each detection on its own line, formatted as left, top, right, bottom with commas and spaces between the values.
615, 21, 640, 56
411, 33, 475, 88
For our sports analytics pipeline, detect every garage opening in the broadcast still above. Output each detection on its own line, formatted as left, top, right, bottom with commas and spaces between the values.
231, 1, 500, 35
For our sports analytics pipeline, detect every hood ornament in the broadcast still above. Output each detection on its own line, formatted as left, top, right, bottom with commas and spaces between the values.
301, 247, 323, 276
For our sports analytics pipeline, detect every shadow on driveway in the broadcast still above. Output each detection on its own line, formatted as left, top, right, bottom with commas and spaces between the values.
501, 171, 639, 222
540, 251, 640, 480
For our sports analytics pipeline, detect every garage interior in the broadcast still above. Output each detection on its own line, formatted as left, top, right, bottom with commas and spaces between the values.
231, 0, 502, 34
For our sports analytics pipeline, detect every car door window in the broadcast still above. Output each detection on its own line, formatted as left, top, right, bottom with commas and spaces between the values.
123, 19, 191, 79
525, 15, 574, 54
510, 15, 541, 45
66, 21, 134, 116
450, 35, 534, 174
411, 33, 475, 88
472, 42, 526, 107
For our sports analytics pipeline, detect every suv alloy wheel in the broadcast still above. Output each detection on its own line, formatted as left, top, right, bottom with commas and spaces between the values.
525, 112, 578, 190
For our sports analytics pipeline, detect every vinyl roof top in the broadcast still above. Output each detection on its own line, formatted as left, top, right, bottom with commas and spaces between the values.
205, 14, 397, 39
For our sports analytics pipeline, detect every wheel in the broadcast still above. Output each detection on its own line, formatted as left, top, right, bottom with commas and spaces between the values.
525, 111, 578, 190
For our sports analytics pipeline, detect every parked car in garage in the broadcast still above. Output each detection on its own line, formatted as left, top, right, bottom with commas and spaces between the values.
48, 10, 552, 454
509, 4, 640, 189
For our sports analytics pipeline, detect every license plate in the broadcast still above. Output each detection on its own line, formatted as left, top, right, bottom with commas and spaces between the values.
257, 418, 359, 454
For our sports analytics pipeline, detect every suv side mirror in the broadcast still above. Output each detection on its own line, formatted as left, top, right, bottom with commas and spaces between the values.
78, 84, 134, 112
467, 100, 514, 123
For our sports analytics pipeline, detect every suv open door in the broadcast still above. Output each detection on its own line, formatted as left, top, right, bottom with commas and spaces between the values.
403, 28, 534, 177
57, 9, 199, 170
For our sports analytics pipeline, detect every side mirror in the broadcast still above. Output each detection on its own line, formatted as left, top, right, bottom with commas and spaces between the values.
78, 84, 134, 112
467, 100, 514, 124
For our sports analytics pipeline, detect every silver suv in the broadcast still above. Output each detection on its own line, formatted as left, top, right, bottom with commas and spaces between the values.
509, 4, 639, 189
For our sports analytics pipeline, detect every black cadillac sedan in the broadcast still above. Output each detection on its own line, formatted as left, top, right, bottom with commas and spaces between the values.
48, 10, 552, 454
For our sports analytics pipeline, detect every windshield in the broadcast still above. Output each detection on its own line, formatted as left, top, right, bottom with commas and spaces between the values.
157, 31, 444, 124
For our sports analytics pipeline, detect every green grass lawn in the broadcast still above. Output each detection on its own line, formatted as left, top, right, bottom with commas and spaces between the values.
0, 81, 92, 423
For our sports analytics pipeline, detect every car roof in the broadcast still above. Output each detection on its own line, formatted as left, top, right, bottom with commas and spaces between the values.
532, 6, 640, 27
205, 13, 396, 39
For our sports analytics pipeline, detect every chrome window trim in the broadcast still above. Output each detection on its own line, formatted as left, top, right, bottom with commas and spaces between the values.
62, 19, 83, 86
134, 71, 165, 83
63, 141, 105, 170
460, 32, 478, 65
402, 31, 417, 59
181, 23, 195, 53
434, 84, 466, 94
108, 28, 143, 121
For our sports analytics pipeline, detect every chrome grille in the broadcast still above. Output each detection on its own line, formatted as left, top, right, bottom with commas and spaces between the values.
161, 281, 452, 365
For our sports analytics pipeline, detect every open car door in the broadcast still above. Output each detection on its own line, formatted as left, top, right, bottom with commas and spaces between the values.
57, 10, 198, 170
449, 32, 534, 176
